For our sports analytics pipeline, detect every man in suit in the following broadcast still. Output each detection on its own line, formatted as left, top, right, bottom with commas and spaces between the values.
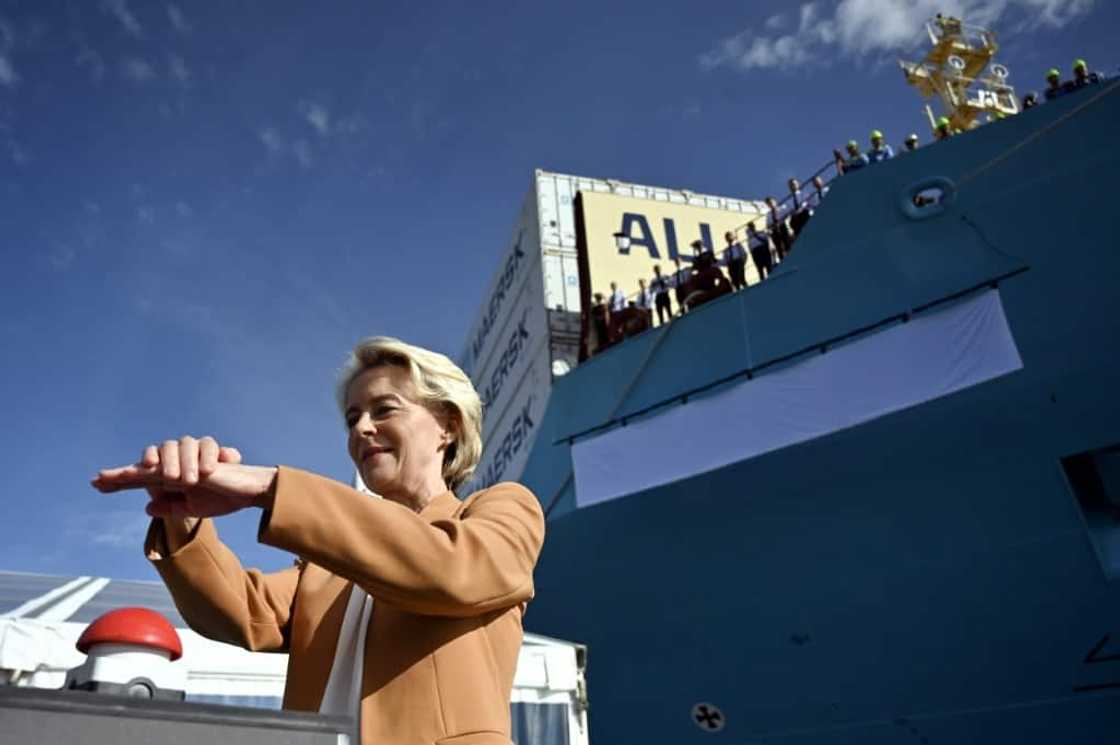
722, 230, 748, 291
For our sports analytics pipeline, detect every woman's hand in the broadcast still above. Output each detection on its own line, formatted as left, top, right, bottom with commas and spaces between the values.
92, 436, 278, 520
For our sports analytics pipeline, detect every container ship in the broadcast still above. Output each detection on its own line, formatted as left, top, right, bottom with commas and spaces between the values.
457, 16, 1120, 745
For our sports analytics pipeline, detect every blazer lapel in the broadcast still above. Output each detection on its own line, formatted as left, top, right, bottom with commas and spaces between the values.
283, 567, 351, 711
286, 490, 461, 711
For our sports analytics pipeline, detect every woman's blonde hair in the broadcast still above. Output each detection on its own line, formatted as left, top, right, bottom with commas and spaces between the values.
337, 336, 482, 492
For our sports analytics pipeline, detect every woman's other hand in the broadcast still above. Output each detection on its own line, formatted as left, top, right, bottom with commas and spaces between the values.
92, 436, 278, 520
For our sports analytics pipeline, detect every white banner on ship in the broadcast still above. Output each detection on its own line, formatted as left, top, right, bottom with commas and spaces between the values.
572, 289, 1023, 508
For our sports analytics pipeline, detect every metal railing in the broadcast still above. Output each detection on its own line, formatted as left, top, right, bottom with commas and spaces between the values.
732, 155, 844, 241
604, 154, 845, 314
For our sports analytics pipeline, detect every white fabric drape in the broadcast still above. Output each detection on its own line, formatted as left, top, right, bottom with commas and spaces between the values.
572, 289, 1023, 508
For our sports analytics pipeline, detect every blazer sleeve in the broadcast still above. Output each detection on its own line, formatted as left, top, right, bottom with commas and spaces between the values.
258, 466, 545, 618
144, 517, 299, 652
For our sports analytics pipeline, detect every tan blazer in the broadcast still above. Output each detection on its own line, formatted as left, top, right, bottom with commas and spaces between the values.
144, 466, 546, 745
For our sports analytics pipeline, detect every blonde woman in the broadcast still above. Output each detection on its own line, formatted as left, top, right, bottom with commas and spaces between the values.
93, 337, 546, 745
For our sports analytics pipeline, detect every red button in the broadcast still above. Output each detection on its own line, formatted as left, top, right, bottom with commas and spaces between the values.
76, 607, 183, 661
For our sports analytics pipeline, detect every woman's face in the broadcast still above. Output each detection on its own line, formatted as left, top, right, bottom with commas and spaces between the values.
344, 364, 451, 499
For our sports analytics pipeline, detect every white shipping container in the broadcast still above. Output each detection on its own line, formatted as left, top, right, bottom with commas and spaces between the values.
459, 168, 764, 489
475, 297, 551, 436
465, 346, 552, 493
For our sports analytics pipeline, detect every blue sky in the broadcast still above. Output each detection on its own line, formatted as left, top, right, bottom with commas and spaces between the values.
1, 0, 1115, 581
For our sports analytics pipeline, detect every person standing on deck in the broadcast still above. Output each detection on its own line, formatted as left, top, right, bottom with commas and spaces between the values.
672, 257, 691, 315
747, 222, 772, 280
608, 281, 626, 313
651, 265, 672, 325
765, 196, 791, 261
1044, 68, 1069, 101
635, 278, 653, 324
867, 130, 894, 163
722, 231, 748, 291
933, 117, 954, 141
787, 179, 811, 242
1072, 59, 1103, 89
841, 140, 869, 172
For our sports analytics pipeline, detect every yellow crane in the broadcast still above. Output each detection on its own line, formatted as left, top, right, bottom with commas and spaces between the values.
899, 14, 1019, 134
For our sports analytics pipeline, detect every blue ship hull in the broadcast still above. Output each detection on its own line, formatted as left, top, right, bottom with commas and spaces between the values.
519, 81, 1120, 743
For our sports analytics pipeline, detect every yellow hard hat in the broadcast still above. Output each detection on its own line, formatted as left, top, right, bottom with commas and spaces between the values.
936, 116, 950, 128
870, 129, 883, 141
1073, 59, 1087, 71
846, 139, 858, 150
1046, 68, 1060, 80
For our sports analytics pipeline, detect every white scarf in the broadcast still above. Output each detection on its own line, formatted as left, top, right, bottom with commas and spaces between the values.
319, 473, 380, 731
319, 582, 374, 732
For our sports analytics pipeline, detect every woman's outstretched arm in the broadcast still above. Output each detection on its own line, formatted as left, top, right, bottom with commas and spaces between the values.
145, 515, 300, 652
95, 436, 545, 620
95, 437, 298, 651
259, 466, 545, 618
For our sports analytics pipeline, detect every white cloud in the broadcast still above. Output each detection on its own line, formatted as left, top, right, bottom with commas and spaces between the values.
700, 0, 1097, 72
258, 125, 317, 167
168, 53, 190, 85
121, 56, 156, 83
167, 4, 191, 34
764, 13, 787, 30
292, 138, 314, 168
259, 126, 284, 154
102, 0, 144, 38
0, 55, 16, 87
299, 100, 331, 136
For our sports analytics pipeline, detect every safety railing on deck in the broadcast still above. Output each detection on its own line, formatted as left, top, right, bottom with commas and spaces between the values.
593, 154, 846, 356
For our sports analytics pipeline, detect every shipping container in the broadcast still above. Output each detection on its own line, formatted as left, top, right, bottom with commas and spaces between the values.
459, 169, 764, 492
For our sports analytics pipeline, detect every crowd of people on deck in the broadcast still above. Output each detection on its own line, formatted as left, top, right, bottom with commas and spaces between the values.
586, 58, 1108, 356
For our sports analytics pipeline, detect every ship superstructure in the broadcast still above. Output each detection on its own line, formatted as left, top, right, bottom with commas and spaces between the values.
899, 14, 1020, 132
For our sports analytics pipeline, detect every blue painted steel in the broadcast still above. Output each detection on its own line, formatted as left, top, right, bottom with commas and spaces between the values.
520, 81, 1120, 743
